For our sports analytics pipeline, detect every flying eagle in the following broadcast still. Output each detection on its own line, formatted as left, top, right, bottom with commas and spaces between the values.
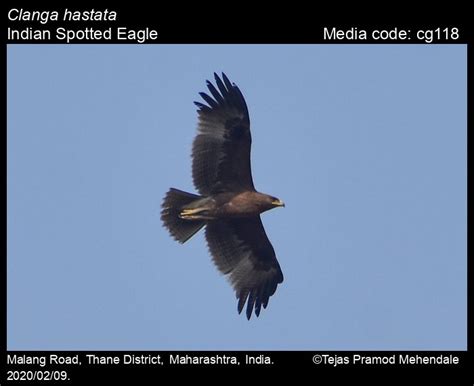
161, 73, 284, 319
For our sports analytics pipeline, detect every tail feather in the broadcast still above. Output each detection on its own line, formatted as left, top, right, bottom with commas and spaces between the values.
161, 188, 206, 243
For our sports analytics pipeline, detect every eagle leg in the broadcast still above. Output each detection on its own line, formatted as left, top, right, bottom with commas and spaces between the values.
179, 207, 214, 220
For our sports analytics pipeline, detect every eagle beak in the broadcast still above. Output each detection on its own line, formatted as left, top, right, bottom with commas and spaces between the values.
272, 199, 285, 207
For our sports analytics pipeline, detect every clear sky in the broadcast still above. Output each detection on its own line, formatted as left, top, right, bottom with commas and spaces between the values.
7, 44, 466, 350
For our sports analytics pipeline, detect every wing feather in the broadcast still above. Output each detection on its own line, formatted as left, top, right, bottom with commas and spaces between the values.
205, 217, 284, 319
192, 73, 253, 195
206, 80, 225, 105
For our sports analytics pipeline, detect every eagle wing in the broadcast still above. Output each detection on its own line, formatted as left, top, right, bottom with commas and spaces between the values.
192, 73, 254, 195
205, 217, 284, 319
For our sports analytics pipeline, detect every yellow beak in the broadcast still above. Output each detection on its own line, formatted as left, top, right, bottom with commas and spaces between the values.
272, 199, 285, 207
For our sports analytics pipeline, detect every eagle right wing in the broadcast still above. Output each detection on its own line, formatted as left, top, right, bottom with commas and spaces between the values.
192, 73, 255, 195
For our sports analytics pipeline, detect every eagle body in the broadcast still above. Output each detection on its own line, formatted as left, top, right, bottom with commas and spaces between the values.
161, 73, 284, 319
176, 191, 283, 220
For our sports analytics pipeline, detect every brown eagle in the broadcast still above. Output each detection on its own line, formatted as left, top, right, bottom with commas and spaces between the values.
161, 73, 284, 319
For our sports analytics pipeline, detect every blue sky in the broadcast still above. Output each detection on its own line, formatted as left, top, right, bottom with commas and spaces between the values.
7, 44, 466, 350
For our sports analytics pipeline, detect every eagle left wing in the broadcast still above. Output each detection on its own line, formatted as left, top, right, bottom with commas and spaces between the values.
205, 217, 284, 319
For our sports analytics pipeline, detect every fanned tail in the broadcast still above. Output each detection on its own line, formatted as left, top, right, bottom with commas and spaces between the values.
161, 188, 206, 243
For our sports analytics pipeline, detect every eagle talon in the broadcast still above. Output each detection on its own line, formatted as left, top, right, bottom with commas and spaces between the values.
179, 207, 210, 220
179, 214, 200, 220
180, 208, 203, 216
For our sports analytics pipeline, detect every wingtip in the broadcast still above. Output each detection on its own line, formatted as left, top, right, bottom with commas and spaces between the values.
246, 309, 252, 320
221, 72, 230, 84
237, 300, 245, 315
194, 101, 210, 112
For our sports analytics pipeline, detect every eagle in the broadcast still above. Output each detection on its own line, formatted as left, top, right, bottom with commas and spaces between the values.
161, 73, 284, 320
